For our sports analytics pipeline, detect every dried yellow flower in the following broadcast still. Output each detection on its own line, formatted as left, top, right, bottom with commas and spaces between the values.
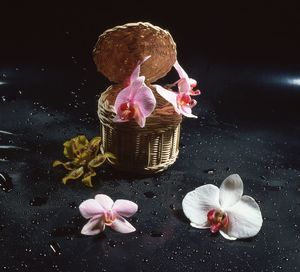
53, 135, 116, 187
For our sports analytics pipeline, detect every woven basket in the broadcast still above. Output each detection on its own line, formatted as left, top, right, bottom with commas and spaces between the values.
95, 22, 181, 174
98, 85, 182, 174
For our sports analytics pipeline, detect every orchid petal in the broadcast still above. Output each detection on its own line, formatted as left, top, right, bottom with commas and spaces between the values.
95, 194, 114, 210
81, 216, 105, 236
112, 200, 138, 217
174, 60, 189, 79
219, 230, 237, 240
130, 55, 151, 81
79, 199, 105, 219
114, 86, 132, 113
190, 222, 210, 229
180, 105, 198, 118
154, 85, 181, 114
129, 76, 145, 94
224, 195, 263, 239
182, 184, 220, 227
110, 216, 136, 233
134, 109, 146, 128
113, 116, 128, 123
219, 174, 244, 208
134, 85, 156, 117
189, 78, 197, 87
178, 78, 192, 94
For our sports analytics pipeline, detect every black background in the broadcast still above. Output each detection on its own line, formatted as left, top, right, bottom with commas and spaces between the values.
2, 1, 300, 123
1, 1, 300, 272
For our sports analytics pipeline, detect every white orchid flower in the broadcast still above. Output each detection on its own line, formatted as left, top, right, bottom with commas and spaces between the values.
182, 174, 263, 240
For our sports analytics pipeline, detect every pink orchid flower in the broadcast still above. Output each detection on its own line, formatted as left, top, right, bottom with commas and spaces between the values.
113, 56, 156, 128
79, 194, 138, 235
154, 60, 201, 118
182, 174, 263, 240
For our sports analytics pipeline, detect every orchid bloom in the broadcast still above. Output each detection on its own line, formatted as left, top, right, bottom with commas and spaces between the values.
154, 60, 201, 118
182, 174, 263, 240
113, 56, 156, 128
79, 194, 138, 235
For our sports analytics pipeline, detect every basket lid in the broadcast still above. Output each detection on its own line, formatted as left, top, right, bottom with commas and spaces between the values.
93, 22, 177, 83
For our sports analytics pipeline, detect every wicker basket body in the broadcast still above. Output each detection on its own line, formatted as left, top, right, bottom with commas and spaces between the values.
95, 22, 181, 174
98, 86, 182, 174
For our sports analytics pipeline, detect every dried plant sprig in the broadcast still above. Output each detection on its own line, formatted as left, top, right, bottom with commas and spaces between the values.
53, 135, 116, 187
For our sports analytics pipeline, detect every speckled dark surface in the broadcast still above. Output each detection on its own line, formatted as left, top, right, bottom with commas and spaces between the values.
1, 2, 300, 272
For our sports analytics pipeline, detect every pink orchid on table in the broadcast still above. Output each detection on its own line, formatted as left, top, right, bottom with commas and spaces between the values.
154, 60, 201, 118
182, 174, 263, 240
79, 194, 138, 235
113, 56, 156, 128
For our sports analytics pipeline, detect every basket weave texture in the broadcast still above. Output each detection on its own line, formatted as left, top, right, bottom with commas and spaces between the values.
98, 85, 182, 173
93, 22, 177, 83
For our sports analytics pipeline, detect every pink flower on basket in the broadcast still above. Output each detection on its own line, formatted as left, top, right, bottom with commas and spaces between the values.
113, 56, 156, 128
79, 194, 138, 235
154, 60, 201, 118
182, 174, 263, 240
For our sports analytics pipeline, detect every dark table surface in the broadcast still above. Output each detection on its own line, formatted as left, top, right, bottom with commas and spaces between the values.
1, 2, 300, 272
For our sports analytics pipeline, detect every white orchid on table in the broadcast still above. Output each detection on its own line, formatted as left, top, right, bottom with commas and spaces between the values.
182, 174, 263, 240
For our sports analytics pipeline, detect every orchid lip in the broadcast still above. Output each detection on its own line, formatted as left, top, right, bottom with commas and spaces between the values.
207, 209, 229, 233
113, 56, 156, 127
119, 102, 136, 120
104, 210, 116, 225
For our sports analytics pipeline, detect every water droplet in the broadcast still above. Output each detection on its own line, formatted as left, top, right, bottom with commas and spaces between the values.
150, 231, 163, 237
25, 248, 32, 253
170, 204, 175, 210
0, 172, 13, 192
68, 202, 77, 209
142, 258, 149, 263
260, 175, 267, 180
130, 217, 138, 223
49, 241, 62, 256
31, 219, 40, 225
107, 240, 117, 248
144, 191, 156, 199
29, 196, 48, 206
151, 211, 158, 216
0, 224, 5, 231
204, 169, 216, 175
226, 167, 230, 172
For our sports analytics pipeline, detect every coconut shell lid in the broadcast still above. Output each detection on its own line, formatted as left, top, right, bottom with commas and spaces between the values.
93, 22, 177, 83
